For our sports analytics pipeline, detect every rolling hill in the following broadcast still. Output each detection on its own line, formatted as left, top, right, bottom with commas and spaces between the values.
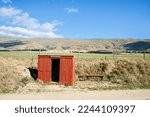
0, 37, 150, 52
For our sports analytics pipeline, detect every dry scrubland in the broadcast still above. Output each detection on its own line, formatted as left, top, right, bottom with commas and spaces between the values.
0, 52, 150, 94
76, 59, 150, 90
0, 38, 150, 51
0, 38, 137, 51
0, 57, 33, 93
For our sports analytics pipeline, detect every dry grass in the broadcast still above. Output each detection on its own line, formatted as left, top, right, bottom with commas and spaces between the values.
108, 60, 150, 88
76, 60, 114, 75
76, 59, 150, 89
0, 55, 150, 94
0, 38, 138, 51
0, 57, 33, 93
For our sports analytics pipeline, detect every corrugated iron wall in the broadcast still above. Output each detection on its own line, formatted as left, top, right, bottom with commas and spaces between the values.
60, 56, 75, 85
38, 55, 75, 85
38, 55, 51, 83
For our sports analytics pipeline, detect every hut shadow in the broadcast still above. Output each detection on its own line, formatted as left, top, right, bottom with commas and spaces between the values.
28, 67, 38, 80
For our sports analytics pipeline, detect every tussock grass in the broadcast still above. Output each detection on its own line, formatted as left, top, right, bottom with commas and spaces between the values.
108, 60, 150, 88
0, 57, 33, 93
0, 52, 150, 93
76, 59, 150, 89
76, 60, 114, 75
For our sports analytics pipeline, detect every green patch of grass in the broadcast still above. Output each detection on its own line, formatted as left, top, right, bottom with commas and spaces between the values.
0, 51, 150, 61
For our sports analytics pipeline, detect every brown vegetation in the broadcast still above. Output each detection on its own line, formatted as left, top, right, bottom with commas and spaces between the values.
76, 59, 150, 89
1, 38, 150, 51
0, 56, 150, 93
0, 57, 32, 93
108, 60, 150, 88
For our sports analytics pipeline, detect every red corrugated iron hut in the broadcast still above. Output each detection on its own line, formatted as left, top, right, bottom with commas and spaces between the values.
38, 55, 75, 85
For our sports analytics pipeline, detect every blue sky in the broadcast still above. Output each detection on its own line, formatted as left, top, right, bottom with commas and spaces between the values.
0, 0, 150, 39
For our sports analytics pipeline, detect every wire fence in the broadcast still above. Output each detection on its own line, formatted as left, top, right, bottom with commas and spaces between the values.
0, 51, 150, 61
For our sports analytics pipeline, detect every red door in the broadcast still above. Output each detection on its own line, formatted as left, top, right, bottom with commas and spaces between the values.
38, 55, 51, 83
59, 56, 75, 85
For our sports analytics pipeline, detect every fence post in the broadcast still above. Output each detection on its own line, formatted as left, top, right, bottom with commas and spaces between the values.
39, 49, 41, 55
113, 50, 115, 60
143, 51, 146, 60
31, 56, 34, 67
78, 51, 80, 59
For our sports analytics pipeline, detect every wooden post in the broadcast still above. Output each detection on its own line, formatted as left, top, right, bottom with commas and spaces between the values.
113, 50, 115, 60
78, 51, 80, 59
31, 56, 34, 67
143, 51, 146, 60
39, 49, 41, 55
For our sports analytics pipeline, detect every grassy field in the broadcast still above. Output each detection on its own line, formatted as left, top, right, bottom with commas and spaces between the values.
0, 51, 150, 93
0, 51, 150, 60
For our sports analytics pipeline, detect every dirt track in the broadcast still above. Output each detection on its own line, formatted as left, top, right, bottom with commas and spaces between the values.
0, 89, 150, 100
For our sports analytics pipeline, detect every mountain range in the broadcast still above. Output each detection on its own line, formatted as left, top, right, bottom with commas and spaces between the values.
0, 38, 150, 52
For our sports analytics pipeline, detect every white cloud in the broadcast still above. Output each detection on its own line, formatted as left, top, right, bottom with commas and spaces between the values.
65, 8, 79, 13
0, 7, 21, 17
0, 7, 62, 38
0, 26, 62, 38
12, 12, 40, 29
1, 0, 12, 4
41, 22, 55, 31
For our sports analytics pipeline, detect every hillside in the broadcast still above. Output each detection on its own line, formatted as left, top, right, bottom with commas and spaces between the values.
0, 38, 150, 51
